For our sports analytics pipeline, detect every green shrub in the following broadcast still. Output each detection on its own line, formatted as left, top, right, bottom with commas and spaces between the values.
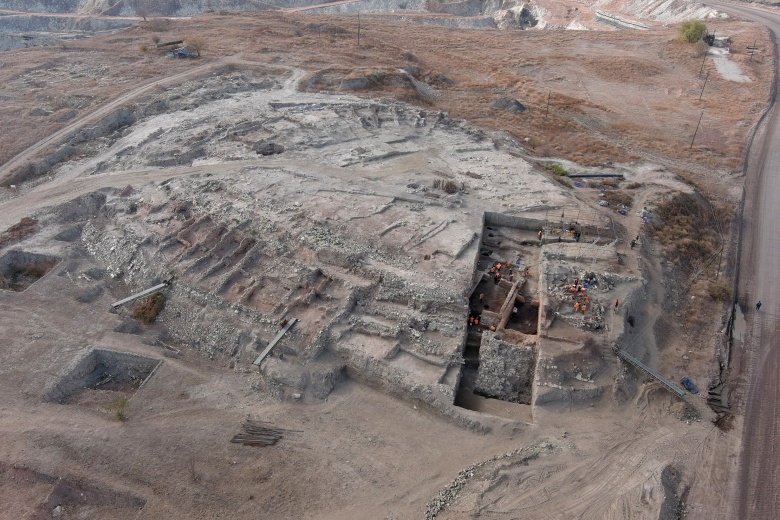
107, 396, 129, 421
545, 164, 568, 176
678, 20, 707, 43
131, 292, 166, 323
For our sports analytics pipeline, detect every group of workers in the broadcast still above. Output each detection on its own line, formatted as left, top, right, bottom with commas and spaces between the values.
488, 260, 531, 285
468, 314, 499, 331
539, 226, 587, 244
488, 261, 512, 284
564, 277, 590, 313
467, 257, 536, 330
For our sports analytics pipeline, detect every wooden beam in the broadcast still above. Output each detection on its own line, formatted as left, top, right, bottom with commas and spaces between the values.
111, 283, 168, 309
253, 318, 298, 366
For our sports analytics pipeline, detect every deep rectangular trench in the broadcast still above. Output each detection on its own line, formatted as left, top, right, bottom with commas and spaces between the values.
0, 250, 59, 292
44, 349, 161, 404
454, 213, 546, 416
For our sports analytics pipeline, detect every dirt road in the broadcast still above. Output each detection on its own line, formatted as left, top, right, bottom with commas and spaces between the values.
0, 8, 142, 20
704, 2, 780, 518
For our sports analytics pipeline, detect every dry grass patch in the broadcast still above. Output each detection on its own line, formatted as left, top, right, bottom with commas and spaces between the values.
708, 279, 731, 302
651, 192, 728, 275
588, 179, 620, 189
583, 56, 667, 83
0, 217, 38, 248
602, 190, 633, 208
131, 292, 167, 324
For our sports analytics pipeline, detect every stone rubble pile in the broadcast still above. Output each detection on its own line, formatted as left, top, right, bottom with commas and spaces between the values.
424, 442, 557, 519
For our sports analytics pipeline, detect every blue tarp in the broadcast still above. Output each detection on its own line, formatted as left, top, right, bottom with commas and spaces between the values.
680, 376, 699, 394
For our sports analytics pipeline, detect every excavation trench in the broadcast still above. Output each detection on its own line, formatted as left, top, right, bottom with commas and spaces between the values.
454, 215, 545, 421
0, 250, 59, 292
44, 348, 161, 404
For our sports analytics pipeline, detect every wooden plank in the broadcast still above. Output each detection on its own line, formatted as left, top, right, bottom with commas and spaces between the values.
253, 318, 298, 366
111, 283, 168, 308
156, 40, 184, 48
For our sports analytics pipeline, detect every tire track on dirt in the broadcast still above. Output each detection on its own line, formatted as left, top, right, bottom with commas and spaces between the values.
468, 426, 700, 519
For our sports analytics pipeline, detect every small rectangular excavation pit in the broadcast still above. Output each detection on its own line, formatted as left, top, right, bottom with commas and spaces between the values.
0, 250, 59, 292
44, 349, 161, 405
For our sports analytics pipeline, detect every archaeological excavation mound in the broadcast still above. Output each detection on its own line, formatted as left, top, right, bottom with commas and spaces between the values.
0, 9, 763, 514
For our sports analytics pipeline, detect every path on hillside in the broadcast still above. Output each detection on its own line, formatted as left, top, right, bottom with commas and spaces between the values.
698, 2, 780, 519
283, 0, 363, 12
281, 1, 488, 19
0, 58, 243, 184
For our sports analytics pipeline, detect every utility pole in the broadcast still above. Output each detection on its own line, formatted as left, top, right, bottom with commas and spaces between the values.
690, 111, 704, 149
699, 71, 709, 101
699, 50, 708, 76
715, 248, 723, 280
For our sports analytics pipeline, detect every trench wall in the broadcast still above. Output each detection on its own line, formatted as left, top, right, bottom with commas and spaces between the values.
484, 212, 546, 231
